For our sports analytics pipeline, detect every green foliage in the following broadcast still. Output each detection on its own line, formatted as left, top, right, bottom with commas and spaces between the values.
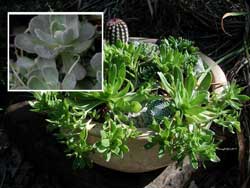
162, 36, 198, 56
147, 69, 249, 168
211, 83, 249, 133
30, 92, 94, 168
9, 15, 101, 90
94, 119, 138, 161
31, 36, 249, 169
154, 37, 198, 74
104, 40, 143, 86
145, 116, 219, 169
158, 68, 213, 125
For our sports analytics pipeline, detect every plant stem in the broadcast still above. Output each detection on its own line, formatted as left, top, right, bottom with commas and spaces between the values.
10, 64, 26, 88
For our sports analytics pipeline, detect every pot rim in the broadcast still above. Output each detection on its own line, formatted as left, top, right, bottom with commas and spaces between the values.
89, 124, 155, 139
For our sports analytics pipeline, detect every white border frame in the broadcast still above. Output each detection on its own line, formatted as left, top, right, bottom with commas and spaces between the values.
7, 12, 104, 92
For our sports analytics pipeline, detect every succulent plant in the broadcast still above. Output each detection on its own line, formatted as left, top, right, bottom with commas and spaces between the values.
31, 36, 250, 169
9, 15, 102, 90
105, 18, 129, 44
15, 15, 96, 59
138, 41, 159, 61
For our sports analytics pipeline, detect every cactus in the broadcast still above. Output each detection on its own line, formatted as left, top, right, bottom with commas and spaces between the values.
106, 18, 129, 44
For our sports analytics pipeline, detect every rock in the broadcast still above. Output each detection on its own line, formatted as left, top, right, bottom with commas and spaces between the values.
146, 158, 194, 188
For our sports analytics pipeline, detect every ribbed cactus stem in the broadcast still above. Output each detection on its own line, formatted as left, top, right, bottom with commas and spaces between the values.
106, 18, 129, 44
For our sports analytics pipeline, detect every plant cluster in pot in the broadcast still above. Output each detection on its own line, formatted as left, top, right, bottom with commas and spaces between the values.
29, 18, 249, 173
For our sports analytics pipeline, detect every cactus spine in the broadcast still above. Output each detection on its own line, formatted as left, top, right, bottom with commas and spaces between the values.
106, 18, 129, 44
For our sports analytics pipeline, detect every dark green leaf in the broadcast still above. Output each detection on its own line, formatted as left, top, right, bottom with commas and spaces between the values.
198, 72, 212, 91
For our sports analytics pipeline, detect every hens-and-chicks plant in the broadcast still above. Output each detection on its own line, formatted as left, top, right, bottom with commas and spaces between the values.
9, 15, 102, 90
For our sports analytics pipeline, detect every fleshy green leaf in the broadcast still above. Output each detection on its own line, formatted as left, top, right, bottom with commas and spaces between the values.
96, 144, 107, 153
54, 28, 75, 45
210, 154, 220, 163
90, 53, 102, 72
62, 72, 76, 90
237, 95, 250, 102
16, 56, 34, 69
50, 21, 65, 34
63, 15, 80, 40
36, 57, 57, 69
29, 15, 50, 36
79, 21, 96, 41
74, 63, 87, 81
198, 72, 212, 91
120, 145, 129, 153
27, 76, 48, 90
42, 67, 59, 87
105, 152, 112, 161
173, 67, 183, 86
15, 33, 36, 53
92, 71, 102, 90
34, 45, 62, 59
158, 72, 173, 95
61, 54, 86, 81
130, 101, 142, 113
72, 39, 93, 54
34, 28, 55, 45
185, 74, 195, 97
112, 146, 120, 156
190, 91, 209, 106
28, 69, 43, 80
190, 153, 199, 169
101, 139, 110, 147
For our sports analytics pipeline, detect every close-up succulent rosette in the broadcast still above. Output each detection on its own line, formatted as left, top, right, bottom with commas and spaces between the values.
9, 14, 102, 90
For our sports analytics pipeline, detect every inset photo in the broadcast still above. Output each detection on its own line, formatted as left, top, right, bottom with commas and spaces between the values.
8, 12, 103, 91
